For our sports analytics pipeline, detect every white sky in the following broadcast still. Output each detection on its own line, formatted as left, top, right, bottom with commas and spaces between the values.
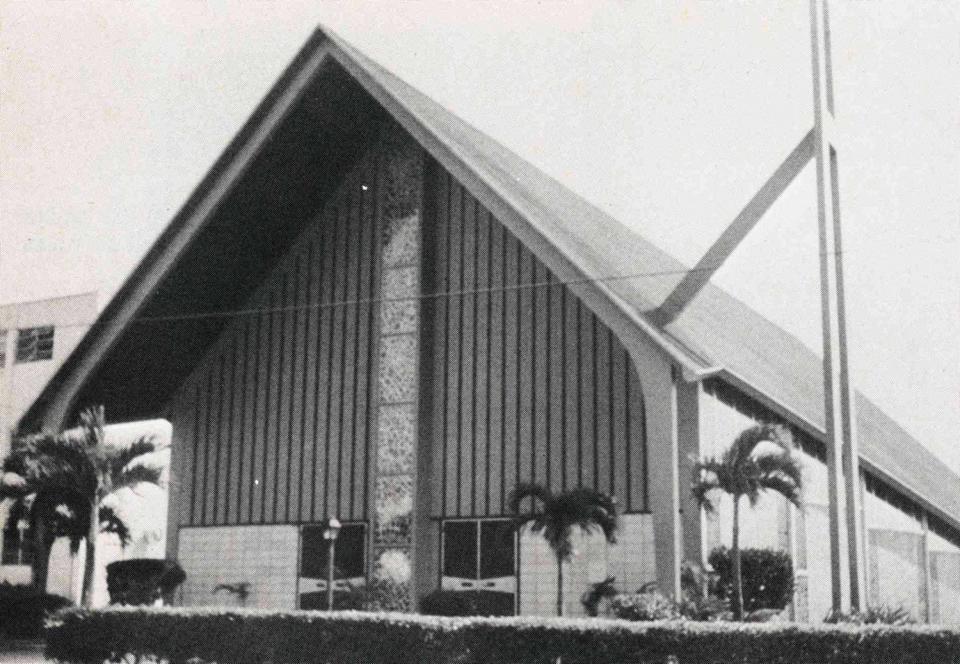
1, 1, 957, 472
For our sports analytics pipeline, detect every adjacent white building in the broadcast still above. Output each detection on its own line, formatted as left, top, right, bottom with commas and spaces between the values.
0, 292, 98, 585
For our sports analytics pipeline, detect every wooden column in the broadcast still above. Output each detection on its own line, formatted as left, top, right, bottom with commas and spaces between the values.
810, 0, 865, 612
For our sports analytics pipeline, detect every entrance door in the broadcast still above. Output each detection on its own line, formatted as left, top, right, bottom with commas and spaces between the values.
298, 523, 366, 610
441, 519, 516, 615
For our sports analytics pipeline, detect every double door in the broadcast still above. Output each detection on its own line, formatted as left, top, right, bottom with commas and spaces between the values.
441, 519, 516, 615
298, 523, 366, 610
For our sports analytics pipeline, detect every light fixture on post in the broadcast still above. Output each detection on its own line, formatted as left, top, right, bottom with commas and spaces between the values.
322, 517, 341, 611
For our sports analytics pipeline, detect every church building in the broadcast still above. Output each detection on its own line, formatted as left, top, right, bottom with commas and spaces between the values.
20, 27, 960, 621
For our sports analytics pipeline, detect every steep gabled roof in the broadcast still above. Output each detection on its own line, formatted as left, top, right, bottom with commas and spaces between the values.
21, 26, 960, 530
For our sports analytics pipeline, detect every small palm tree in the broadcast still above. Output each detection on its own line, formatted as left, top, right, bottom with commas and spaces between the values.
0, 406, 164, 607
691, 423, 803, 620
508, 483, 618, 617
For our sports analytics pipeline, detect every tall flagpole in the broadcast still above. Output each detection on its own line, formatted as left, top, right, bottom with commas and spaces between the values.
809, 0, 866, 613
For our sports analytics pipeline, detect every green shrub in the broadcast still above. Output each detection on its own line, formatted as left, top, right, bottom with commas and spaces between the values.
419, 589, 514, 616
106, 559, 186, 605
825, 605, 917, 626
335, 578, 411, 612
580, 576, 618, 617
609, 591, 681, 621
678, 562, 730, 621
45, 606, 960, 664
0, 582, 72, 639
708, 546, 794, 612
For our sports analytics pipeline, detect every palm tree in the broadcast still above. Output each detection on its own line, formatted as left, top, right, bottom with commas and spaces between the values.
0, 406, 163, 607
690, 423, 803, 620
508, 483, 618, 617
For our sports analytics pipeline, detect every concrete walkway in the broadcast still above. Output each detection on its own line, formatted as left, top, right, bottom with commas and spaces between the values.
0, 641, 46, 664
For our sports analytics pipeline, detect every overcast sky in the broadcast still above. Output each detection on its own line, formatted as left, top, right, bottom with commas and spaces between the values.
1, 1, 957, 472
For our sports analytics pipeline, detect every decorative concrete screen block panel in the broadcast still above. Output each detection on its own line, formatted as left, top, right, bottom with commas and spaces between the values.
177, 525, 298, 609
377, 335, 418, 404
370, 133, 422, 609
383, 215, 419, 267
379, 299, 418, 336
375, 476, 413, 538
376, 403, 416, 475
519, 514, 655, 617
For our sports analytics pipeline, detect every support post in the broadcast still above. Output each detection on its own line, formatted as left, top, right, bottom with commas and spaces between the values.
628, 342, 682, 600
677, 380, 708, 568
809, 0, 865, 612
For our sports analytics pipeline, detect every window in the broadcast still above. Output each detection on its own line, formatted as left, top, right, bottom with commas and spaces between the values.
15, 326, 55, 363
1, 517, 34, 566
298, 523, 367, 610
0, 329, 6, 366
441, 519, 516, 615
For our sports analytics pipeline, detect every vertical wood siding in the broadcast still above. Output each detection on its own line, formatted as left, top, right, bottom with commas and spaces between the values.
427, 169, 649, 517
168, 144, 386, 527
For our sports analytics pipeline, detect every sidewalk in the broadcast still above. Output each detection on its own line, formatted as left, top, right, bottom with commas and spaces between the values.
0, 641, 45, 664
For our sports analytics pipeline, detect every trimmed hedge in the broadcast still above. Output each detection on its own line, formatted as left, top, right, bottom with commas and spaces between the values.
0, 583, 72, 639
46, 607, 960, 664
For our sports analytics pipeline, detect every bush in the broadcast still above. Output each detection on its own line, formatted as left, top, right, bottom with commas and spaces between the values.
46, 606, 960, 664
609, 590, 681, 621
419, 589, 513, 616
337, 578, 411, 612
708, 547, 794, 612
825, 605, 917, 626
678, 562, 729, 621
580, 576, 618, 617
0, 582, 72, 639
106, 559, 186, 605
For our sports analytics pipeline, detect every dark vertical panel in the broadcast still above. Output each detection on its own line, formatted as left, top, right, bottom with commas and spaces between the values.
578, 307, 597, 492
502, 232, 519, 505
314, 205, 336, 520
262, 287, 280, 522
457, 189, 475, 516
239, 315, 255, 524
517, 247, 534, 491
628, 364, 647, 511
188, 381, 203, 525
548, 275, 564, 493
460, 192, 477, 516
566, 297, 582, 488
274, 269, 293, 522
473, 203, 490, 515
445, 180, 462, 516
328, 202, 348, 518
532, 260, 548, 489
487, 213, 503, 516
611, 341, 629, 510
226, 329, 243, 524
431, 170, 450, 518
216, 344, 232, 524
300, 239, 318, 523
253, 291, 270, 522
287, 253, 306, 522
339, 191, 359, 521
594, 319, 612, 499
203, 358, 220, 524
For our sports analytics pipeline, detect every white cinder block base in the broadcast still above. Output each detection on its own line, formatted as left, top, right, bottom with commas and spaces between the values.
177, 525, 298, 609
519, 513, 655, 617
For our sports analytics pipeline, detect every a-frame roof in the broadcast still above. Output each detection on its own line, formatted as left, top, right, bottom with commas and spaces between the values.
20, 26, 960, 530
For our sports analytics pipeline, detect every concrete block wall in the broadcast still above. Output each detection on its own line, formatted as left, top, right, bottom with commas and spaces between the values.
177, 525, 298, 609
519, 514, 655, 617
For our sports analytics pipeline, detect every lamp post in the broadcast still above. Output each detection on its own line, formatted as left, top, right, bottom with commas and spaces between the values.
322, 518, 341, 611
